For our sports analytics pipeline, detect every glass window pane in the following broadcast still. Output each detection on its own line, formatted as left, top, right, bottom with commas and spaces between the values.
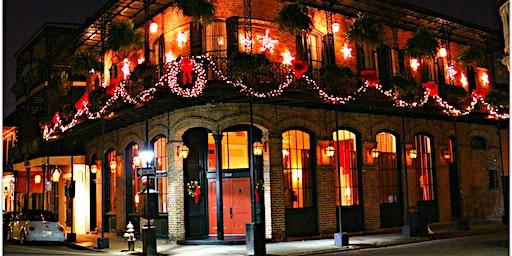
333, 130, 359, 206
415, 135, 434, 201
282, 130, 312, 209
154, 137, 168, 213
377, 132, 399, 204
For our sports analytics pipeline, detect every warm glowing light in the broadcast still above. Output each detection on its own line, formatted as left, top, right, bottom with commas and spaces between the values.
325, 144, 335, 158
217, 36, 225, 46
90, 164, 97, 174
480, 72, 489, 86
442, 149, 452, 161
89, 68, 95, 74
341, 43, 352, 59
149, 22, 158, 33
410, 58, 420, 71
134, 193, 140, 204
409, 149, 418, 159
34, 175, 41, 184
178, 145, 189, 159
239, 34, 253, 51
137, 56, 145, 64
51, 167, 61, 182
282, 148, 290, 156
110, 160, 117, 173
281, 49, 295, 65
165, 51, 176, 63
439, 47, 447, 58
332, 23, 340, 33
177, 31, 187, 48
140, 148, 154, 165
370, 148, 380, 159
446, 64, 457, 81
460, 73, 468, 89
132, 156, 141, 168
122, 58, 131, 80
257, 29, 278, 53
253, 141, 264, 156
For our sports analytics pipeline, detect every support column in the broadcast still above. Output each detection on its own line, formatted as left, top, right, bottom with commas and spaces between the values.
168, 140, 185, 241
268, 132, 285, 241
26, 167, 30, 209
213, 133, 224, 240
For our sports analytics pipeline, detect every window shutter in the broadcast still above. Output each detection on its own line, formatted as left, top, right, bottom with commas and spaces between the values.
467, 65, 476, 91
226, 16, 239, 58
322, 34, 335, 66
356, 43, 365, 72
190, 22, 204, 55
377, 45, 392, 81
397, 49, 406, 74
296, 32, 309, 62
436, 57, 445, 86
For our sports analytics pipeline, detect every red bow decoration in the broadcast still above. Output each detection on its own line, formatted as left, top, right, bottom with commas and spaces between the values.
52, 112, 60, 125
255, 187, 261, 202
74, 92, 90, 111
472, 89, 488, 98
106, 82, 118, 96
194, 187, 202, 204
291, 59, 308, 79
180, 57, 194, 84
422, 81, 439, 96
360, 70, 379, 87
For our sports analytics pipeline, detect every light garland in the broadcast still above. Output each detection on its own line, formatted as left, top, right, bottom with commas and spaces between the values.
42, 54, 509, 140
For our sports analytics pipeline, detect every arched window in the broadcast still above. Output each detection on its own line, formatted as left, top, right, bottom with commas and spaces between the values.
414, 134, 435, 201
105, 149, 117, 212
153, 136, 168, 213
470, 136, 487, 150
376, 132, 400, 204
125, 143, 139, 206
333, 130, 359, 206
282, 130, 312, 209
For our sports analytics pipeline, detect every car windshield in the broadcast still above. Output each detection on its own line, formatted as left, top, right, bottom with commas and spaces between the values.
25, 211, 57, 222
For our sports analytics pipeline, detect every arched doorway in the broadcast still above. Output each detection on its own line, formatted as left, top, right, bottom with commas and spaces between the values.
447, 137, 461, 219
414, 134, 438, 225
103, 148, 117, 232
124, 143, 139, 234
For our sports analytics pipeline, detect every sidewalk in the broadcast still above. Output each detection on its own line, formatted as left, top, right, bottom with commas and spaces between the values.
67, 221, 508, 255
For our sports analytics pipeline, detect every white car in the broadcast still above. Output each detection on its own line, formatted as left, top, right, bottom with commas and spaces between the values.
7, 210, 65, 244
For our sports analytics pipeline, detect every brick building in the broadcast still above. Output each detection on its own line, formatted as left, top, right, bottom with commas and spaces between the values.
11, 0, 509, 243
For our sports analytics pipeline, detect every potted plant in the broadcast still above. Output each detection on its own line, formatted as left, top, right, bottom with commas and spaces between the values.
230, 52, 271, 81
104, 20, 143, 58
274, 1, 312, 35
456, 45, 485, 67
345, 13, 384, 48
319, 64, 356, 94
438, 84, 468, 107
389, 75, 424, 101
406, 28, 439, 58
172, 0, 214, 24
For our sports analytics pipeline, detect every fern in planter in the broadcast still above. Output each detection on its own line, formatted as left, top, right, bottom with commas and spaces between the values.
172, 0, 214, 24
486, 87, 509, 107
105, 20, 143, 57
389, 75, 424, 100
275, 2, 312, 35
320, 65, 356, 93
231, 52, 271, 81
130, 64, 156, 88
70, 51, 101, 78
345, 13, 384, 47
406, 28, 439, 58
456, 46, 485, 66
439, 84, 468, 107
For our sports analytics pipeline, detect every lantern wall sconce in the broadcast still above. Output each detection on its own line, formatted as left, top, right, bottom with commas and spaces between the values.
408, 149, 418, 159
34, 175, 41, 184
253, 141, 264, 156
149, 21, 158, 33
438, 47, 447, 58
370, 148, 380, 159
282, 148, 290, 156
325, 143, 335, 158
51, 167, 61, 182
332, 23, 340, 33
442, 149, 452, 161
178, 144, 190, 159
90, 164, 98, 174
132, 156, 142, 168
110, 160, 117, 173
217, 36, 225, 46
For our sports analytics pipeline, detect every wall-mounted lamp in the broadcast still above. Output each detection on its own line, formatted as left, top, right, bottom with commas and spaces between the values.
149, 21, 158, 33
438, 47, 447, 58
282, 148, 290, 156
410, 58, 420, 72
34, 175, 41, 184
332, 23, 340, 33
132, 156, 142, 168
51, 166, 61, 182
109, 160, 117, 173
325, 143, 335, 158
90, 164, 98, 174
140, 148, 155, 165
134, 193, 140, 204
217, 36, 225, 46
408, 149, 418, 159
442, 149, 452, 161
253, 141, 264, 156
178, 144, 189, 159
370, 148, 380, 159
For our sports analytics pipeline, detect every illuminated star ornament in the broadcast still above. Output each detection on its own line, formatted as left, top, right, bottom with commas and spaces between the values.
240, 34, 254, 52
446, 64, 457, 81
281, 49, 295, 65
122, 58, 131, 80
341, 43, 352, 59
480, 72, 489, 86
257, 29, 278, 53
410, 58, 420, 72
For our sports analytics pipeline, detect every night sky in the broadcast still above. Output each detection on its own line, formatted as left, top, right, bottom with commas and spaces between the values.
2, 0, 503, 117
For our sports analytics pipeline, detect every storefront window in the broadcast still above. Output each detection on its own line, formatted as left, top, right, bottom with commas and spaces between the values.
376, 132, 399, 204
414, 134, 434, 201
106, 149, 116, 211
153, 137, 168, 213
333, 130, 359, 206
282, 130, 312, 209
207, 131, 249, 170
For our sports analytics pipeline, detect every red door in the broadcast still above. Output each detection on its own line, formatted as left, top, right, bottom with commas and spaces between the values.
208, 177, 251, 235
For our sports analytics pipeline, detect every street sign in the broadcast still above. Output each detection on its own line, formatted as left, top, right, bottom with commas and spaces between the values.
155, 171, 167, 177
137, 167, 156, 177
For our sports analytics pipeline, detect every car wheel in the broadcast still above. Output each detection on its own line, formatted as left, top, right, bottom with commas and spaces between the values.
19, 231, 26, 245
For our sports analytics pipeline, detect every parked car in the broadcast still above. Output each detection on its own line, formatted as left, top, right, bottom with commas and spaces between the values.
7, 210, 65, 244
3, 211, 17, 240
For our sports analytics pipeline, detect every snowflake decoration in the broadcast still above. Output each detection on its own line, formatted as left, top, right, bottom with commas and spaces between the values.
341, 43, 352, 59
446, 64, 457, 81
257, 29, 278, 53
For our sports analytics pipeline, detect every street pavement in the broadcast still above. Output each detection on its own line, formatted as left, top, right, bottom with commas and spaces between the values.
319, 233, 509, 256
3, 242, 103, 255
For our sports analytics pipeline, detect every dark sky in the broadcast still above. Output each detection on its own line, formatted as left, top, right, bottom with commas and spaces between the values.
2, 0, 503, 117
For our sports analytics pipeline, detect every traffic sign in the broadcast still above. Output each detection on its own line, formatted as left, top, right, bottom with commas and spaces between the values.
137, 167, 156, 177
155, 171, 167, 177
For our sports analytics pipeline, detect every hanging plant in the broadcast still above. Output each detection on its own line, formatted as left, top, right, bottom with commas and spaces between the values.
406, 28, 439, 58
274, 2, 312, 35
104, 20, 144, 57
70, 51, 101, 78
389, 75, 424, 100
439, 84, 468, 107
486, 87, 509, 107
345, 13, 384, 47
320, 65, 356, 93
172, 0, 214, 24
130, 63, 156, 87
456, 45, 485, 66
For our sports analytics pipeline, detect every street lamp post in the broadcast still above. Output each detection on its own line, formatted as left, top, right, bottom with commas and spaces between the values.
139, 147, 157, 256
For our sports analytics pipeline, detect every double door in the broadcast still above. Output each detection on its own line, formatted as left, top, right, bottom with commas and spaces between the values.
208, 177, 251, 235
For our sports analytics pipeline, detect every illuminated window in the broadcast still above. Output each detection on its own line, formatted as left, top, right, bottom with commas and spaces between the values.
333, 130, 359, 206
282, 130, 312, 209
127, 143, 140, 200
205, 22, 227, 57
153, 137, 168, 213
376, 132, 399, 204
207, 131, 249, 170
106, 149, 117, 211
309, 33, 323, 69
414, 134, 435, 201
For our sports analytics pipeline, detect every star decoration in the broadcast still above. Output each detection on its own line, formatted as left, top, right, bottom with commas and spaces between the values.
257, 29, 278, 53
341, 43, 352, 59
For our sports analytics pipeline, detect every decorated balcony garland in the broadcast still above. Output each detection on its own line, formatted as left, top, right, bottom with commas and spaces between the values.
42, 54, 509, 140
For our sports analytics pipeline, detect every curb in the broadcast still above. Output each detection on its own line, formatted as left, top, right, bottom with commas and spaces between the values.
64, 242, 104, 252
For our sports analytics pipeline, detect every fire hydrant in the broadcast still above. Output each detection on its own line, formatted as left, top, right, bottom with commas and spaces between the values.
123, 221, 136, 251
